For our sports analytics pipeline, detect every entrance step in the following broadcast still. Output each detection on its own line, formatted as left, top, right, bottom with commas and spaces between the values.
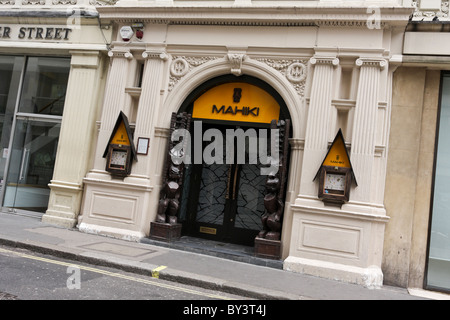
141, 236, 283, 269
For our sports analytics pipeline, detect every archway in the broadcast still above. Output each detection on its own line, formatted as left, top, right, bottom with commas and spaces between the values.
173, 75, 293, 247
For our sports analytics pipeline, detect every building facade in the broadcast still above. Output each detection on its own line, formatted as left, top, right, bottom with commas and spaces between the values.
383, 0, 450, 293
77, 0, 412, 289
2, 0, 450, 294
0, 0, 112, 225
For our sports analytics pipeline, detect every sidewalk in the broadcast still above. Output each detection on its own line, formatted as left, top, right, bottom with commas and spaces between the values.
0, 212, 444, 300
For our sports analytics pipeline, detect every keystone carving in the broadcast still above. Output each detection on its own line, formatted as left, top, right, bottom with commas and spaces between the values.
227, 53, 246, 76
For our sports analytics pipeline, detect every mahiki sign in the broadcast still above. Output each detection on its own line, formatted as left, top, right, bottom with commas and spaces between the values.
192, 82, 280, 124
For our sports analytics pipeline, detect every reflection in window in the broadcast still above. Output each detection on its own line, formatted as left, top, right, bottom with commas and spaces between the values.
0, 56, 24, 186
0, 55, 70, 213
18, 57, 70, 116
427, 73, 450, 292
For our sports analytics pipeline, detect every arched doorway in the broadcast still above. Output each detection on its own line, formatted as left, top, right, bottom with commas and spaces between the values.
175, 75, 292, 247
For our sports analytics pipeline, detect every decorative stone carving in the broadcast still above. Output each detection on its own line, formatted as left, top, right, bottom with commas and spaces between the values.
22, 0, 45, 4
52, 0, 76, 4
257, 119, 290, 241
0, 0, 15, 4
356, 58, 387, 69
107, 50, 133, 60
310, 57, 340, 66
142, 51, 168, 61
168, 56, 220, 92
227, 53, 246, 76
257, 58, 308, 96
412, 0, 449, 19
286, 62, 307, 83
156, 112, 191, 225
90, 0, 118, 5
170, 57, 190, 78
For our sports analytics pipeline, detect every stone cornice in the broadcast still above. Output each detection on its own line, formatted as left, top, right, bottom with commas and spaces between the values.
97, 6, 414, 27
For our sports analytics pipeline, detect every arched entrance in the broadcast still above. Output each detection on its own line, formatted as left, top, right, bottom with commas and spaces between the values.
175, 75, 292, 247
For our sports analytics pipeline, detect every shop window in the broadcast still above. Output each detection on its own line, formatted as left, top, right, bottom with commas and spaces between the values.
427, 72, 450, 293
0, 56, 25, 191
18, 57, 70, 116
0, 55, 70, 214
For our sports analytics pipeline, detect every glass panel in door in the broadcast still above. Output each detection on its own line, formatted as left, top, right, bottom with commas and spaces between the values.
3, 119, 60, 213
195, 162, 229, 226
0, 56, 25, 195
235, 163, 265, 232
189, 124, 270, 245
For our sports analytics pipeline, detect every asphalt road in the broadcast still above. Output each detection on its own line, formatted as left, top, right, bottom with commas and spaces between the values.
0, 245, 250, 301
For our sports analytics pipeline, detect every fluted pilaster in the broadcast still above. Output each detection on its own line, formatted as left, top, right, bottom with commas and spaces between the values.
134, 49, 168, 136
350, 58, 386, 202
100, 49, 133, 131
133, 48, 168, 175
43, 50, 104, 228
298, 56, 339, 197
90, 49, 133, 171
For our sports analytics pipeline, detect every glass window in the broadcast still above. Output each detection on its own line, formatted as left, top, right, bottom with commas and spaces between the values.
3, 119, 61, 213
0, 55, 70, 215
427, 73, 450, 292
18, 57, 70, 116
0, 56, 24, 188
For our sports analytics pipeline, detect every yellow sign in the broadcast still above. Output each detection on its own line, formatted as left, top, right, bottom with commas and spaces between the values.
322, 132, 351, 168
110, 121, 130, 146
193, 83, 280, 124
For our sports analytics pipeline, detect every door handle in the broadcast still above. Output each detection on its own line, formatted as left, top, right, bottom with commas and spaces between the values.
225, 164, 232, 200
19, 148, 29, 181
232, 164, 239, 200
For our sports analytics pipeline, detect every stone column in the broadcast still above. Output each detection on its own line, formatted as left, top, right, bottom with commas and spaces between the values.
297, 56, 339, 201
92, 48, 133, 171
42, 51, 105, 228
286, 56, 389, 288
350, 58, 386, 203
132, 48, 168, 176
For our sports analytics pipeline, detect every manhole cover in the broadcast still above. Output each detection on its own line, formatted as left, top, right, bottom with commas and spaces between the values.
0, 291, 19, 300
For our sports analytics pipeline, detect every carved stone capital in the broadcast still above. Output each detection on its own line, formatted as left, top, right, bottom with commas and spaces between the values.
289, 138, 305, 151
356, 58, 387, 69
107, 50, 133, 60
142, 51, 169, 61
309, 56, 339, 67
154, 127, 171, 139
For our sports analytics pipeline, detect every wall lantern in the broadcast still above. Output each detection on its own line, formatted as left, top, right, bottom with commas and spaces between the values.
314, 129, 357, 205
103, 111, 137, 178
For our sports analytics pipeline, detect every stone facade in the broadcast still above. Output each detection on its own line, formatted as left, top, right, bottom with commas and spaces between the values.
3, 0, 450, 293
